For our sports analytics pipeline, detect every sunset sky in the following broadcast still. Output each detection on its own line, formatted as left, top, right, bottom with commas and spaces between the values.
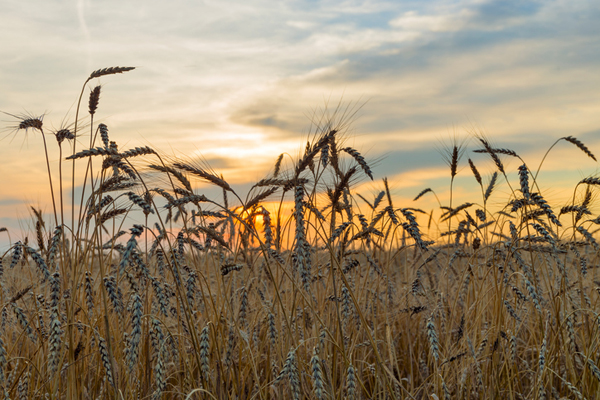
1, 0, 600, 247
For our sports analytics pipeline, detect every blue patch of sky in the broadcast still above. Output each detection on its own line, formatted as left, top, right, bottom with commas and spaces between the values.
579, 129, 600, 144
323, 10, 396, 29
324, 14, 600, 89
371, 136, 543, 180
355, 113, 461, 133
0, 198, 26, 206
377, 148, 447, 174
473, 0, 542, 23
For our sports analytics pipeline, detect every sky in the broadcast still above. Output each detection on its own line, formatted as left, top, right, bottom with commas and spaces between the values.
1, 0, 600, 245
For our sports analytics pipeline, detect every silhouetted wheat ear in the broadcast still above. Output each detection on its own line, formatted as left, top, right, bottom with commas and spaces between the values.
88, 66, 135, 80
54, 128, 74, 144
579, 176, 600, 186
518, 164, 530, 200
413, 188, 432, 201
341, 147, 373, 179
273, 153, 284, 177
66, 147, 117, 160
450, 145, 459, 178
246, 187, 278, 210
126, 192, 154, 214
117, 146, 156, 159
18, 117, 43, 131
467, 158, 482, 186
149, 164, 194, 192
484, 171, 498, 203
172, 162, 232, 191
473, 147, 518, 157
88, 85, 101, 115
563, 136, 597, 161
383, 177, 393, 207
478, 138, 506, 174
99, 208, 128, 224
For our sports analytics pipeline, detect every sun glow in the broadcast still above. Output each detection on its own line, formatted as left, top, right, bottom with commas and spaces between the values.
187, 128, 299, 167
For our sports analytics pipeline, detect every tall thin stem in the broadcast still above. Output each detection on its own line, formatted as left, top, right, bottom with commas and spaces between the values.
40, 129, 58, 227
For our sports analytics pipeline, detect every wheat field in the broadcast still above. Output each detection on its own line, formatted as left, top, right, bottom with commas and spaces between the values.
1, 67, 600, 399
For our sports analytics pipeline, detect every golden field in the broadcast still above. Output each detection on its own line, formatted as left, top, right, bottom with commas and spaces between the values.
1, 67, 600, 399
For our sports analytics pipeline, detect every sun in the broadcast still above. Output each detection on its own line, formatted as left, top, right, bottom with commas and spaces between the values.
233, 206, 265, 229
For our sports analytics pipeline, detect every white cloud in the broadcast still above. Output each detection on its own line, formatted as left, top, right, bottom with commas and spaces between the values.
389, 9, 472, 32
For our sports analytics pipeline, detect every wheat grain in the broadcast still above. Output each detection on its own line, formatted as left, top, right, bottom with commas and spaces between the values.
200, 324, 210, 380
11, 303, 36, 343
17, 370, 29, 400
346, 363, 356, 400
125, 292, 143, 372
0, 336, 7, 384
427, 316, 441, 362
47, 308, 62, 375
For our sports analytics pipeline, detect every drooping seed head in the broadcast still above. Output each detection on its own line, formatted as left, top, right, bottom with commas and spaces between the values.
88, 66, 135, 80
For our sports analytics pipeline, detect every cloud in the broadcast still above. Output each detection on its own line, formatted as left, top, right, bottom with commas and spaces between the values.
0, 198, 24, 206
471, 0, 542, 27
